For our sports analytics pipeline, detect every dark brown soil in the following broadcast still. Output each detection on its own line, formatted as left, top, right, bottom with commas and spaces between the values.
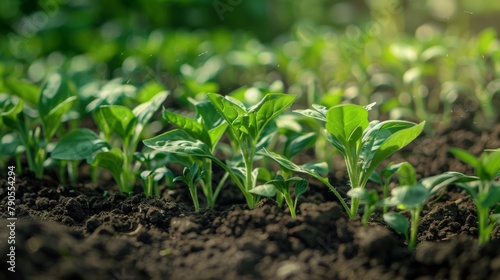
1, 123, 500, 280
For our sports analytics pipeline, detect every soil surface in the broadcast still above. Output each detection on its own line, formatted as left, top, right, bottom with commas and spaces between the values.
1, 123, 500, 280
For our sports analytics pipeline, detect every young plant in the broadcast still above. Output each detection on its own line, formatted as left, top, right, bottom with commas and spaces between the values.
383, 162, 476, 250
144, 93, 296, 208
173, 162, 206, 211
51, 92, 168, 194
368, 162, 403, 214
0, 73, 76, 179
449, 148, 500, 245
250, 175, 308, 218
296, 103, 425, 218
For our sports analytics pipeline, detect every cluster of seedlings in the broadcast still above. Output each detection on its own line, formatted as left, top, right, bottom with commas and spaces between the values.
1, 72, 499, 250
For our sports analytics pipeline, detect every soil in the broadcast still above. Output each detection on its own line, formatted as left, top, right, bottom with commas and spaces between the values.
1, 122, 500, 280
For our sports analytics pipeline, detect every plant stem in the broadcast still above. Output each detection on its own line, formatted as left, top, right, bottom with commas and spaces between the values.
203, 159, 215, 209
318, 177, 353, 218
409, 206, 421, 251
189, 183, 200, 211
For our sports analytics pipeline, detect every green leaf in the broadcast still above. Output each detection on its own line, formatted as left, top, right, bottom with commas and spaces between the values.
207, 123, 228, 149
51, 129, 109, 160
38, 73, 76, 140
143, 130, 214, 159
133, 91, 168, 137
391, 184, 429, 209
1, 97, 24, 131
369, 171, 383, 185
484, 151, 500, 180
294, 179, 309, 198
397, 162, 417, 186
249, 184, 277, 197
477, 185, 500, 209
449, 148, 480, 170
360, 121, 417, 171
294, 104, 328, 122
94, 105, 136, 141
163, 109, 211, 147
326, 104, 369, 144
347, 188, 378, 205
383, 212, 409, 236
0, 133, 23, 156
190, 98, 225, 130
367, 121, 425, 175
4, 77, 40, 106
249, 93, 296, 138
260, 149, 323, 179
88, 148, 124, 186
421, 172, 478, 195
207, 93, 246, 128
284, 132, 316, 159
300, 162, 329, 177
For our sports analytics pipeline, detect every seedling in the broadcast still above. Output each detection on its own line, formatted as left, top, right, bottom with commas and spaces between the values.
369, 162, 403, 214
140, 167, 172, 197
173, 162, 207, 211
383, 162, 476, 250
51, 92, 168, 194
296, 103, 425, 218
0, 73, 76, 179
449, 148, 500, 245
144, 93, 295, 208
250, 175, 308, 218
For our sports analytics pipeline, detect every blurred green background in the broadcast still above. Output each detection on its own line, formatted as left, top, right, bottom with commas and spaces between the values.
1, 0, 500, 128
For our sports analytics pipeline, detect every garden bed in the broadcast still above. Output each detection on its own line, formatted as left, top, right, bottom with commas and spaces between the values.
1, 122, 499, 280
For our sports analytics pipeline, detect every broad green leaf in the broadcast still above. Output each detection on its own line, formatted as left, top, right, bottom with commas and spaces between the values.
133, 91, 168, 136
38, 73, 76, 139
284, 132, 317, 159
391, 184, 429, 209
163, 109, 211, 147
94, 105, 136, 140
249, 93, 295, 138
190, 99, 225, 129
367, 121, 425, 175
88, 148, 124, 185
449, 148, 480, 170
249, 184, 277, 197
360, 121, 416, 170
326, 104, 369, 144
397, 162, 417, 186
383, 212, 409, 236
207, 93, 246, 127
300, 162, 329, 177
294, 179, 309, 197
51, 128, 109, 160
143, 130, 214, 159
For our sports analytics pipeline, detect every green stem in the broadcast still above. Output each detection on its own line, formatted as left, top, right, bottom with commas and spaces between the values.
477, 206, 490, 245
189, 183, 200, 211
203, 159, 215, 209
212, 157, 254, 208
409, 206, 421, 251
284, 192, 296, 218
318, 177, 353, 218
